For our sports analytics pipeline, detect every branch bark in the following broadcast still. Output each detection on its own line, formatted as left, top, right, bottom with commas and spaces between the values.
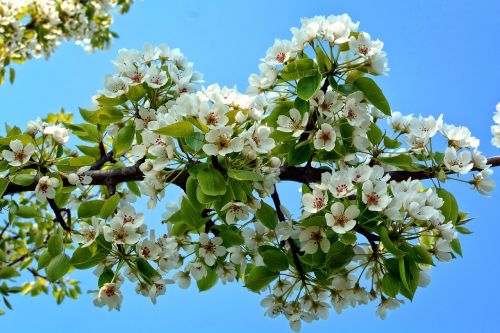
2, 156, 499, 197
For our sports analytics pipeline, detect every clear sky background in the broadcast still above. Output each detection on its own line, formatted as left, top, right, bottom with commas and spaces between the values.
1, 0, 500, 332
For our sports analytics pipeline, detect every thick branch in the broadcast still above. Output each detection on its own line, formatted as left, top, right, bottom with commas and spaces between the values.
2, 156, 499, 198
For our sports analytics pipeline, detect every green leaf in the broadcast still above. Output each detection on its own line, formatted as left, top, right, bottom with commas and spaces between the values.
260, 247, 289, 272
15, 205, 38, 218
367, 122, 383, 145
255, 202, 278, 229
184, 131, 205, 152
287, 143, 312, 166
218, 227, 244, 247
197, 268, 218, 292
339, 232, 357, 245
314, 46, 332, 74
377, 155, 421, 171
136, 258, 160, 282
197, 167, 226, 196
0, 249, 5, 262
436, 189, 459, 223
280, 58, 318, 81
382, 273, 401, 298
180, 197, 206, 229
185, 177, 204, 211
0, 178, 8, 197
297, 70, 322, 100
96, 94, 127, 107
9, 68, 15, 84
450, 238, 462, 257
99, 194, 120, 219
378, 226, 405, 257
244, 266, 279, 292
78, 200, 104, 218
9, 174, 35, 186
383, 136, 401, 149
127, 84, 146, 101
353, 77, 391, 115
48, 233, 64, 257
0, 267, 19, 279
113, 123, 135, 157
154, 121, 194, 138
37, 250, 52, 270
325, 241, 355, 272
68, 156, 96, 167
227, 169, 263, 181
294, 98, 310, 115
398, 257, 410, 291
300, 215, 327, 227
98, 267, 114, 288
46, 254, 71, 282
70, 244, 110, 270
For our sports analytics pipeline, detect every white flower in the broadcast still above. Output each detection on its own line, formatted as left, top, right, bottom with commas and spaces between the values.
93, 283, 123, 311
348, 164, 372, 183
314, 123, 337, 151
148, 276, 174, 304
112, 205, 144, 227
145, 66, 168, 88
302, 189, 328, 214
434, 238, 452, 262
35, 176, 59, 201
328, 170, 355, 198
72, 217, 102, 247
216, 264, 237, 284
43, 125, 71, 144
440, 124, 478, 149
408, 114, 443, 139
388, 111, 413, 132
137, 238, 161, 261
202, 126, 243, 156
349, 32, 383, 57
325, 202, 359, 234
263, 39, 293, 65
221, 201, 251, 224
491, 123, 500, 148
277, 108, 308, 137
188, 261, 207, 280
173, 270, 191, 289
103, 219, 141, 245
199, 102, 229, 129
471, 169, 496, 196
68, 167, 92, 189
367, 51, 389, 75
443, 147, 473, 174
310, 90, 343, 117
362, 180, 391, 211
344, 91, 370, 128
2, 139, 35, 166
198, 233, 226, 266
299, 227, 330, 254
375, 298, 403, 319
245, 125, 276, 154
472, 150, 489, 169
323, 14, 356, 44
103, 75, 128, 98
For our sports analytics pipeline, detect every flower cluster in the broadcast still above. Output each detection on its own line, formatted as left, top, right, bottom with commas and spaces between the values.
492, 103, 500, 148
0, 0, 134, 84
0, 13, 498, 331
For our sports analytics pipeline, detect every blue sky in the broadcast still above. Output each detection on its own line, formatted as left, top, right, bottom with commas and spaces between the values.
1, 0, 500, 332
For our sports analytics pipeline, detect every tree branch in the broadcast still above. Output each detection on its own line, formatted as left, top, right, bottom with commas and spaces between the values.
2, 156, 499, 198
270, 187, 306, 282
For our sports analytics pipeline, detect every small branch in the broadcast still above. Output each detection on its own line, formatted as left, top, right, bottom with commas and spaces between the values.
271, 187, 306, 282
353, 225, 379, 253
47, 198, 71, 232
